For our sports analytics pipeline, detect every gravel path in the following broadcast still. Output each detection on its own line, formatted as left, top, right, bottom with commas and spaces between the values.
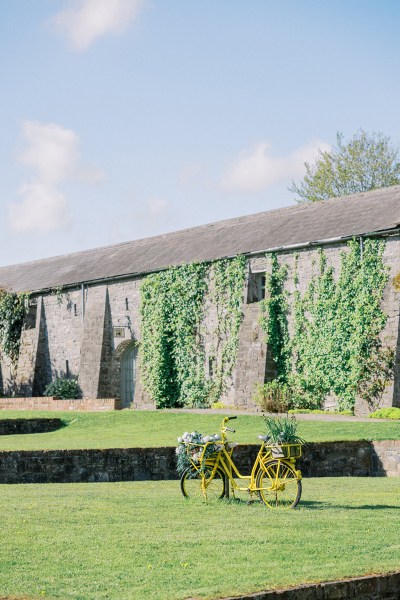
159, 408, 379, 422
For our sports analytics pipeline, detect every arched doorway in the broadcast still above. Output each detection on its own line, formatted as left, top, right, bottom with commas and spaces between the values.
120, 343, 137, 408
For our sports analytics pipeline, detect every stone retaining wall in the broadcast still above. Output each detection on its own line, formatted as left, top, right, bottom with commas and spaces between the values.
0, 441, 398, 484
0, 418, 63, 435
0, 397, 121, 411
222, 571, 400, 600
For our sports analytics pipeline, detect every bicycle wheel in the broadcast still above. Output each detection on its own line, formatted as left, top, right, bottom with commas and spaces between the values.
257, 460, 302, 509
180, 466, 226, 500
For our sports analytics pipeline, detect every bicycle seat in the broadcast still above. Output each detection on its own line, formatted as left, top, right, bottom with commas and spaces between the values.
258, 435, 270, 442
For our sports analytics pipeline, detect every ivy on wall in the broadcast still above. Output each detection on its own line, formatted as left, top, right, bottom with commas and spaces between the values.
208, 255, 247, 403
139, 263, 209, 408
139, 256, 246, 408
259, 254, 290, 380
260, 239, 390, 410
0, 289, 29, 367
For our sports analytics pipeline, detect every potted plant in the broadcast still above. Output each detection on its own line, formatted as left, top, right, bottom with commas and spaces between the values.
263, 415, 305, 458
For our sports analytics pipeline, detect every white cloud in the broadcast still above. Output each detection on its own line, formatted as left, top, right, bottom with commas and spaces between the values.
221, 139, 331, 193
19, 121, 104, 185
9, 120, 103, 235
50, 0, 145, 51
9, 183, 72, 234
20, 121, 79, 184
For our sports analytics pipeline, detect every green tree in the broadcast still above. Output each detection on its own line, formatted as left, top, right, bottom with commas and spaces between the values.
289, 130, 400, 203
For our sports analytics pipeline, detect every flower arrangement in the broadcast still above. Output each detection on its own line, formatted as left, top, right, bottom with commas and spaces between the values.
176, 431, 223, 476
263, 415, 305, 445
263, 415, 305, 459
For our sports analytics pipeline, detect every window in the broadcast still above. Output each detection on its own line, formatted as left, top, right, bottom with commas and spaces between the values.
247, 272, 266, 303
25, 301, 37, 329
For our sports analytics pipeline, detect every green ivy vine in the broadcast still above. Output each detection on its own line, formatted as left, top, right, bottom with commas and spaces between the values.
0, 289, 29, 366
259, 254, 290, 380
260, 239, 390, 410
139, 262, 209, 408
207, 255, 246, 403
139, 256, 246, 409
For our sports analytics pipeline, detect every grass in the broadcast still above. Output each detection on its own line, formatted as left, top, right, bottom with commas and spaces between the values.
0, 478, 399, 599
0, 410, 399, 451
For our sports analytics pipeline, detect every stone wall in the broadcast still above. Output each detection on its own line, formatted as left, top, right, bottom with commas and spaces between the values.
0, 397, 121, 411
234, 304, 276, 408
2, 235, 400, 412
222, 572, 400, 600
249, 236, 400, 414
0, 441, 398, 484
0, 418, 62, 435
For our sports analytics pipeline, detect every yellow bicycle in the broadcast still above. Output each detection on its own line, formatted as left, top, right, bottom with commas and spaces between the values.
180, 416, 303, 509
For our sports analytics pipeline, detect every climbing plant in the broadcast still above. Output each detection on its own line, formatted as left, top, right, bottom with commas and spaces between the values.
259, 254, 290, 380
140, 262, 209, 408
139, 256, 246, 409
0, 289, 29, 366
207, 255, 246, 403
260, 239, 390, 411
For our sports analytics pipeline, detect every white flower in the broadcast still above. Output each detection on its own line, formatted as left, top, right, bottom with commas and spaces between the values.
191, 432, 196, 437
177, 437, 182, 443
203, 436, 210, 443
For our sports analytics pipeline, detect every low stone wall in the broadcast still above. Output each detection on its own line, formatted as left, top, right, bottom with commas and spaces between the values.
229, 441, 400, 478
222, 571, 400, 600
0, 397, 121, 411
0, 447, 177, 483
0, 441, 398, 484
0, 418, 63, 435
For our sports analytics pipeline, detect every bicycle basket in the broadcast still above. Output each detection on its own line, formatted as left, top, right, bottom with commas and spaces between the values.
268, 443, 302, 459
185, 442, 221, 465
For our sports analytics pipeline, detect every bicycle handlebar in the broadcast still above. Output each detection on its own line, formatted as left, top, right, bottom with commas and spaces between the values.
225, 427, 235, 433
228, 416, 237, 420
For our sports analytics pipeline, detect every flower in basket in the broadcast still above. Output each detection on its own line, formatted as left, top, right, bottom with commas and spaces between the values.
176, 431, 223, 476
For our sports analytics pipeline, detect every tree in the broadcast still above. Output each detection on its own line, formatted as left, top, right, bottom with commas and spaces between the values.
289, 130, 400, 203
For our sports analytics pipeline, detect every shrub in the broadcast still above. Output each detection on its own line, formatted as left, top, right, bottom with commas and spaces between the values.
44, 378, 80, 400
357, 346, 395, 413
253, 381, 292, 413
369, 407, 400, 420
211, 402, 225, 410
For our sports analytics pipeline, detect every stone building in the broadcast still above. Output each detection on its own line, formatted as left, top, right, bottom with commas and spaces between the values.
1, 185, 400, 414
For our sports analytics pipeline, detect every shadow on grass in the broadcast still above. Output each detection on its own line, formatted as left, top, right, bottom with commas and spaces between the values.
301, 500, 399, 510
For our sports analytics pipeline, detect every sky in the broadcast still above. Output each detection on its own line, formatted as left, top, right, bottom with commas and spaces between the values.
1, 0, 400, 267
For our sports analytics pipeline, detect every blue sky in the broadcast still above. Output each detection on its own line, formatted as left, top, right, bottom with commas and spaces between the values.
1, 0, 400, 266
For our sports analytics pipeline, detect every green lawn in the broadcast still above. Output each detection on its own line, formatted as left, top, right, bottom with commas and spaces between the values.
0, 478, 399, 600
0, 410, 399, 451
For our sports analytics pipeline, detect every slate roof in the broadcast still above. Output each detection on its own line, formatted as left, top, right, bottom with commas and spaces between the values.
1, 185, 400, 293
